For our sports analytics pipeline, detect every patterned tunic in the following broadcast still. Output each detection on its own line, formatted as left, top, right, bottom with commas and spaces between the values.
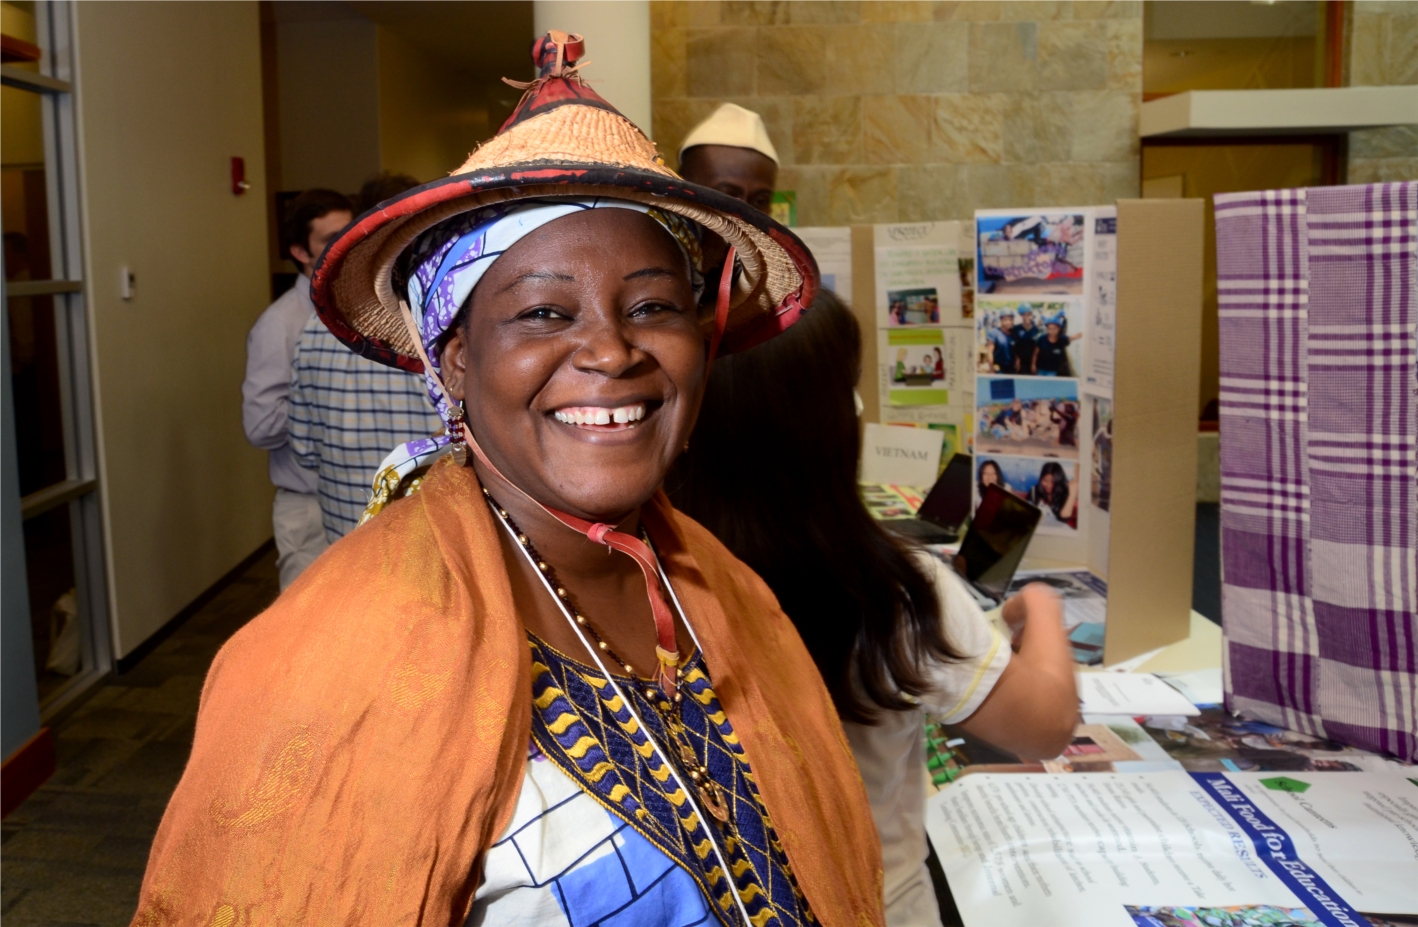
469, 637, 816, 927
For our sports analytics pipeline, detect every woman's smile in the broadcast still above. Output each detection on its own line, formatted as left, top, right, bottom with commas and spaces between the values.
550, 400, 653, 430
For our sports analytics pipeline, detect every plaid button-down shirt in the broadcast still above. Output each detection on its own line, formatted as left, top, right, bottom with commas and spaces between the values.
289, 313, 442, 540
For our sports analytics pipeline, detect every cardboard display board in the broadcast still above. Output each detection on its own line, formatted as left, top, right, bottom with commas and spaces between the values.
1104, 199, 1203, 664
800, 201, 1203, 665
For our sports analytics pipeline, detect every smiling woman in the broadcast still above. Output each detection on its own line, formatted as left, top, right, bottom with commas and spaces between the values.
128, 31, 886, 927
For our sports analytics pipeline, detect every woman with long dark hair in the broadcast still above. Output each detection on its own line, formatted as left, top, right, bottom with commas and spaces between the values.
977, 458, 1006, 499
670, 291, 1076, 927
1030, 460, 1079, 529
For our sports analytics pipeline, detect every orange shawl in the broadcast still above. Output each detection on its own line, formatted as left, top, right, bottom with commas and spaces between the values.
131, 460, 885, 927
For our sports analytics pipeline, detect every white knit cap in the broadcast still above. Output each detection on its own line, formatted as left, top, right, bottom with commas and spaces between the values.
678, 103, 780, 165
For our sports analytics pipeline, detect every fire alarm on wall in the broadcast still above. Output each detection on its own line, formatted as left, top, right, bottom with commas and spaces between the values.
231, 157, 250, 196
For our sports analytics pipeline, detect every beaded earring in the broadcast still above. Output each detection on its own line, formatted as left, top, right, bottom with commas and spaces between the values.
449, 402, 470, 467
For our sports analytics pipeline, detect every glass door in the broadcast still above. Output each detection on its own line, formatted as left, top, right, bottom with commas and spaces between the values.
2, 0, 110, 714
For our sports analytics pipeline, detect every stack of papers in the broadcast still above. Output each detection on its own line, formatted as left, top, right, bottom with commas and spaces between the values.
1077, 672, 1200, 717
927, 771, 1418, 927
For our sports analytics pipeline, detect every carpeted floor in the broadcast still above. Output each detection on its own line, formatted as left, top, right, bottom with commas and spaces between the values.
0, 549, 278, 927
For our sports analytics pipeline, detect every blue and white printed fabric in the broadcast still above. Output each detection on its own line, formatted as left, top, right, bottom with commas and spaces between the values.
469, 741, 719, 927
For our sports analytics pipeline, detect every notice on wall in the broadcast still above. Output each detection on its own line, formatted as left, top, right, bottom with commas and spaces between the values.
927, 772, 1418, 927
1086, 209, 1118, 393
874, 221, 964, 328
860, 422, 943, 486
795, 226, 853, 300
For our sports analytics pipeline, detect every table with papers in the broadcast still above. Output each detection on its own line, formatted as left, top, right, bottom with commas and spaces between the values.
922, 610, 1418, 927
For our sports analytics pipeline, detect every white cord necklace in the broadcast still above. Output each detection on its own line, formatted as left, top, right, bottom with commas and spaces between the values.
488, 502, 754, 927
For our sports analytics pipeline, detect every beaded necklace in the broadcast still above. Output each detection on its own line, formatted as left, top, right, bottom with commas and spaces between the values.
483, 487, 732, 826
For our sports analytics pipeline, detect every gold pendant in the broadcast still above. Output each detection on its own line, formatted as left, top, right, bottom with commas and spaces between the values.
700, 781, 730, 823
450, 443, 469, 467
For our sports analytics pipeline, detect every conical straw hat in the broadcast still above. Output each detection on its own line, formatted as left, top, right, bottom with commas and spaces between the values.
311, 31, 817, 374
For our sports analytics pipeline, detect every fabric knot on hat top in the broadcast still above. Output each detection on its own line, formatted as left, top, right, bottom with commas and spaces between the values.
532, 30, 585, 78
495, 30, 627, 138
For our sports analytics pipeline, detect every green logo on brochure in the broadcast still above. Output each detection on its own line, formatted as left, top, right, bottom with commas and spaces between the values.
1260, 776, 1311, 793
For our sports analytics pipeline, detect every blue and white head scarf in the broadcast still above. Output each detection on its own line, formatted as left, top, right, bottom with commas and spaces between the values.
372, 197, 705, 491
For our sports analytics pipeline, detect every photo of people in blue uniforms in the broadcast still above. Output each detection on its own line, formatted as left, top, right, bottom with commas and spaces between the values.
976, 300, 1082, 376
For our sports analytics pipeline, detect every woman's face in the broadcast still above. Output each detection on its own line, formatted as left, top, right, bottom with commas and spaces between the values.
1039, 472, 1055, 494
439, 208, 704, 521
981, 464, 1000, 487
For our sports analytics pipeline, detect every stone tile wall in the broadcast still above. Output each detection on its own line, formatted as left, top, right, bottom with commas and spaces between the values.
1346, 2, 1418, 185
651, 1, 1143, 226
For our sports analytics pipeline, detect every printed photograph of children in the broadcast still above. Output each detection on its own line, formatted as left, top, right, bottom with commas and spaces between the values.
890, 343, 947, 387
976, 377, 1080, 459
886, 287, 941, 326
977, 213, 1086, 295
976, 300, 1082, 376
976, 455, 1079, 532
1091, 395, 1113, 511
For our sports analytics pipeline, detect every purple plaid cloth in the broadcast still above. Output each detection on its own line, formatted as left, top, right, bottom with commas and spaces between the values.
1217, 182, 1417, 763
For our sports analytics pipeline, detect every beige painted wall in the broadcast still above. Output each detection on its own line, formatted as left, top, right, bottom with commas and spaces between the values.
276, 15, 381, 193
651, 0, 1143, 225
376, 27, 491, 183
74, 0, 274, 657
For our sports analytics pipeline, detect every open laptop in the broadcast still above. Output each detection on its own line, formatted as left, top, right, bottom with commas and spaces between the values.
885, 453, 976, 543
949, 483, 1043, 610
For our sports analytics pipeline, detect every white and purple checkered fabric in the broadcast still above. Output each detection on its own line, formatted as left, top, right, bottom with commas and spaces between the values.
1217, 181, 1417, 763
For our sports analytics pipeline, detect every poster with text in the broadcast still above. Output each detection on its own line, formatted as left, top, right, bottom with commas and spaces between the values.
1086, 209, 1118, 393
875, 221, 963, 328
976, 211, 1088, 296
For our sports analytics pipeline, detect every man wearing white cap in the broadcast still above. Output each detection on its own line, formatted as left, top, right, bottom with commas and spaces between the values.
678, 102, 779, 214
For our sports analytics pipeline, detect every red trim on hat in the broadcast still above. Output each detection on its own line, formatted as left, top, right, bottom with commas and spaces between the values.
309, 165, 820, 369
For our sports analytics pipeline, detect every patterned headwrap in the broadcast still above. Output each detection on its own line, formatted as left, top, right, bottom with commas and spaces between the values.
365, 197, 705, 506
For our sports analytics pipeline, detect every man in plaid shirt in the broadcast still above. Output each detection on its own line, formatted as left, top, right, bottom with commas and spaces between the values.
288, 314, 441, 542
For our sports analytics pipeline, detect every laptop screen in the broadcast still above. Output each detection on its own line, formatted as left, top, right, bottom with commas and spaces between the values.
917, 453, 974, 530
953, 484, 1042, 602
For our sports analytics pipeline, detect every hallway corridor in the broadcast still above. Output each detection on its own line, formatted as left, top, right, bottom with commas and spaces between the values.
1, 549, 278, 926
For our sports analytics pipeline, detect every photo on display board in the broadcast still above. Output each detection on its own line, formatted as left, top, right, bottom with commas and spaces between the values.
957, 254, 975, 319
1090, 395, 1113, 512
976, 299, 1082, 377
1126, 906, 1327, 927
883, 329, 953, 407
976, 213, 1086, 296
885, 287, 941, 325
975, 454, 1078, 533
975, 376, 1080, 460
